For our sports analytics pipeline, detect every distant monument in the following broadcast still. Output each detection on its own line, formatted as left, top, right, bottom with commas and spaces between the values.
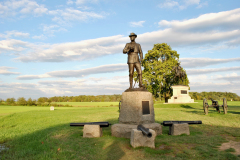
167, 85, 195, 103
111, 33, 162, 138
50, 106, 54, 111
168, 63, 194, 103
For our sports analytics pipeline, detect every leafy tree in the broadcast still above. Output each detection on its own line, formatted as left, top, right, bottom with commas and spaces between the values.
27, 98, 33, 106
6, 98, 16, 105
135, 43, 189, 102
37, 97, 45, 105
47, 98, 52, 105
17, 97, 27, 106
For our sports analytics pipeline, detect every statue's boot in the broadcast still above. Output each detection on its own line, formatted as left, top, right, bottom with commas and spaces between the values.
129, 76, 133, 89
138, 74, 143, 88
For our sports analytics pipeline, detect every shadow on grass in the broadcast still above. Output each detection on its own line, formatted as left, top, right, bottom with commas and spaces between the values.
227, 111, 240, 115
0, 119, 126, 160
1, 119, 240, 160
180, 104, 195, 109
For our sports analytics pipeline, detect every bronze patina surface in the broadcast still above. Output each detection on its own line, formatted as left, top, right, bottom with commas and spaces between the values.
172, 62, 186, 84
123, 32, 144, 89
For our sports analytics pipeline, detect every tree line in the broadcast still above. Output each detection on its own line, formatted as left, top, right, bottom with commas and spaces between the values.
189, 92, 240, 101
0, 95, 122, 106
0, 92, 239, 106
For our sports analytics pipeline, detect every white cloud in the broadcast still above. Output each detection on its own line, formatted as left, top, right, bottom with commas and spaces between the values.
0, 77, 128, 100
67, 0, 74, 5
184, 0, 200, 5
159, 0, 204, 10
49, 8, 105, 24
5, 8, 240, 63
129, 21, 145, 27
0, 66, 20, 75
75, 0, 98, 5
32, 34, 46, 40
17, 64, 127, 80
196, 1, 208, 8
15, 35, 126, 62
0, 30, 30, 39
186, 66, 240, 75
189, 81, 240, 95
158, 8, 240, 31
48, 64, 127, 78
158, 0, 179, 8
42, 24, 67, 36
216, 73, 240, 82
0, 39, 29, 53
17, 74, 50, 80
180, 57, 240, 68
0, 0, 48, 17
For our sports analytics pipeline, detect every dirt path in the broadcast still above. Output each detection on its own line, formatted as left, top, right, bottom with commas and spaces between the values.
219, 141, 240, 155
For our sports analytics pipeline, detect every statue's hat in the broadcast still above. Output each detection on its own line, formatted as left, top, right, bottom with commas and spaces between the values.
129, 32, 137, 37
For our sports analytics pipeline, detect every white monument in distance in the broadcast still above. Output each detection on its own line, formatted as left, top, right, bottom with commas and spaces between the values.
167, 85, 195, 104
50, 106, 54, 111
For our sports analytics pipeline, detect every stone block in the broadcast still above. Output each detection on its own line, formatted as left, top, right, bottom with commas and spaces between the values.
130, 129, 156, 148
119, 91, 155, 124
169, 123, 190, 135
50, 106, 54, 111
83, 125, 102, 138
111, 123, 161, 139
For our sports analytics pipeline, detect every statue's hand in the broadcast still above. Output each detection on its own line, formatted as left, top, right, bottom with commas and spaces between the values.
129, 46, 134, 52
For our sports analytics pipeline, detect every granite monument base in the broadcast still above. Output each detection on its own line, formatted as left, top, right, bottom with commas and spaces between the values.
119, 91, 155, 124
111, 123, 162, 139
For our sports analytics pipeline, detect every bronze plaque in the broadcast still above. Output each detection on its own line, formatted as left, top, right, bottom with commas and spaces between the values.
181, 90, 187, 94
142, 101, 150, 115
174, 97, 177, 99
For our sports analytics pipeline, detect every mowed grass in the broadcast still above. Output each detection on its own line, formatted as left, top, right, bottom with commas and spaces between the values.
55, 102, 119, 107
0, 100, 239, 160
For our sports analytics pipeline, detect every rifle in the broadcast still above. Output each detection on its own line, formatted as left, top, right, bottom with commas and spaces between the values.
70, 122, 111, 128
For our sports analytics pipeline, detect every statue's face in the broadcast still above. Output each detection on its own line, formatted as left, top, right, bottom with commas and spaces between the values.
130, 36, 136, 41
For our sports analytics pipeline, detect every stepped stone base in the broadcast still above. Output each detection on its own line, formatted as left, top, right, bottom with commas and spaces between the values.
111, 123, 162, 139
130, 129, 156, 148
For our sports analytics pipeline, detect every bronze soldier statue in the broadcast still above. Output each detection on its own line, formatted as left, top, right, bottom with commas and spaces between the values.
123, 33, 143, 89
172, 62, 186, 84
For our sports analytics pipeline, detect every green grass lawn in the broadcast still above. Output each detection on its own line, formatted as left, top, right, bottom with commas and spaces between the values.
55, 102, 119, 107
0, 100, 240, 159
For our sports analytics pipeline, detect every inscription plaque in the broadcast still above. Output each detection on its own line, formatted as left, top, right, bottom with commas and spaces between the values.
142, 101, 150, 115
174, 97, 177, 99
181, 90, 187, 94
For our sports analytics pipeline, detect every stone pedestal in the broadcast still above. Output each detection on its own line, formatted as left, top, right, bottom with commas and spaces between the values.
169, 123, 190, 135
119, 91, 155, 124
130, 129, 156, 148
112, 91, 162, 138
83, 125, 102, 138
168, 85, 194, 103
50, 106, 54, 111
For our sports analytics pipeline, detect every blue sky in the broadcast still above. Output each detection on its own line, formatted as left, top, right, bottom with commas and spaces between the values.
0, 0, 240, 100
